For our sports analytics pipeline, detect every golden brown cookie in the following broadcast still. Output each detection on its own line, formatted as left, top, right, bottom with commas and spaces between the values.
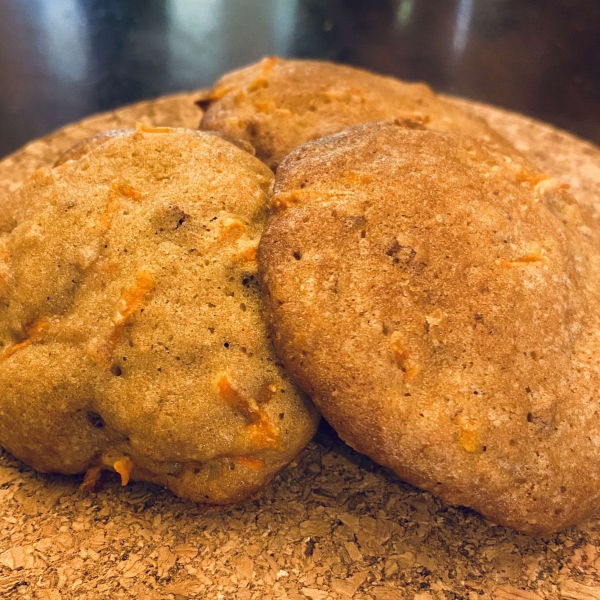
258, 121, 600, 534
0, 126, 319, 504
198, 57, 508, 170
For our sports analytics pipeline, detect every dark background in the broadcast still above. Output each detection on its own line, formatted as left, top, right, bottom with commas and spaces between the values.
0, 0, 599, 159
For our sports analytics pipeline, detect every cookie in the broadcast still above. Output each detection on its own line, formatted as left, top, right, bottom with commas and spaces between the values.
0, 126, 319, 504
54, 129, 257, 168
258, 120, 600, 533
198, 57, 508, 169
54, 130, 131, 166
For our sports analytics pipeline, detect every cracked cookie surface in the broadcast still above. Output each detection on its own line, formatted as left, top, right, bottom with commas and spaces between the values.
0, 127, 319, 504
258, 121, 600, 534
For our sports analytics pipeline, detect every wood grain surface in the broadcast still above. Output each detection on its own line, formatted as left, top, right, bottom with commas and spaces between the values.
1, 92, 600, 600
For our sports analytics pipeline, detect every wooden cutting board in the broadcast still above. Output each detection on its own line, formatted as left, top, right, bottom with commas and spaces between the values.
1, 92, 600, 600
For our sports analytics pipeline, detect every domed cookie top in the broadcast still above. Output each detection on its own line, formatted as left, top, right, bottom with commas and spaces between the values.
0, 127, 319, 504
198, 57, 507, 169
54, 129, 131, 166
258, 121, 600, 534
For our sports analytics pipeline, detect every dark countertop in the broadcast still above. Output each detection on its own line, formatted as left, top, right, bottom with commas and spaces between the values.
0, 0, 599, 159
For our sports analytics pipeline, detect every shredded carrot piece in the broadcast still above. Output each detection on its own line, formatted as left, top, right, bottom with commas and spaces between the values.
500, 246, 546, 268
216, 372, 243, 405
219, 218, 246, 242
248, 416, 281, 450
232, 456, 264, 470
2, 340, 34, 361
216, 373, 260, 423
391, 343, 410, 364
135, 123, 172, 134
80, 465, 103, 493
205, 86, 232, 102
389, 335, 419, 379
261, 56, 279, 75
516, 170, 549, 187
115, 271, 155, 325
393, 114, 431, 129
88, 271, 155, 367
115, 182, 143, 201
247, 56, 279, 92
216, 373, 281, 449
459, 422, 483, 453
534, 178, 570, 200
239, 245, 257, 263
459, 428, 481, 453
323, 86, 366, 103
269, 191, 302, 211
107, 270, 155, 353
269, 189, 353, 212
248, 77, 269, 92
211, 87, 232, 100
26, 319, 48, 337
113, 457, 134, 486
100, 180, 143, 230
100, 190, 120, 229
0, 318, 49, 362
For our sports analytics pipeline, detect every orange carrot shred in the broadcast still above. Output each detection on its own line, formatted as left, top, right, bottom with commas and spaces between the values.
390, 335, 419, 379
216, 373, 240, 405
216, 373, 281, 449
248, 416, 281, 450
516, 170, 549, 186
113, 457, 134, 486
218, 218, 246, 242
88, 271, 155, 367
247, 56, 279, 91
80, 465, 103, 493
114, 182, 143, 201
135, 123, 172, 134
1, 339, 32, 362
100, 180, 143, 229
206, 86, 232, 102
232, 456, 264, 470
500, 247, 546, 268
0, 318, 49, 362
269, 189, 353, 212
115, 271, 156, 325
239, 246, 257, 262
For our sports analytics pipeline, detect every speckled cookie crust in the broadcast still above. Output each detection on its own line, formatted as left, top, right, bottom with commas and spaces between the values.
0, 127, 319, 505
259, 120, 600, 534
